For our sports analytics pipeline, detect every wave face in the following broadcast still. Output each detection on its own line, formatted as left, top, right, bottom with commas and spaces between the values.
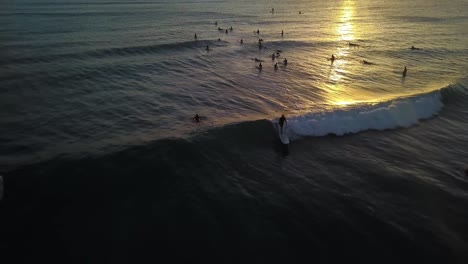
0, 40, 214, 65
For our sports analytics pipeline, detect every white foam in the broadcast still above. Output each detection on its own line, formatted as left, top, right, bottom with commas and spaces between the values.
279, 91, 443, 139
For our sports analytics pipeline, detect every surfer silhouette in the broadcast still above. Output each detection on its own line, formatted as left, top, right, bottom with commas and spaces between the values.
279, 114, 287, 134
193, 114, 200, 123
402, 66, 407, 77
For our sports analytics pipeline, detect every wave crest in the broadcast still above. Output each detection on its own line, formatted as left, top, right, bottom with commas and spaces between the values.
280, 90, 445, 139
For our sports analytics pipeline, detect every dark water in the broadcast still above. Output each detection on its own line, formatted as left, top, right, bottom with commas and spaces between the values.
2, 85, 468, 263
1, 0, 468, 263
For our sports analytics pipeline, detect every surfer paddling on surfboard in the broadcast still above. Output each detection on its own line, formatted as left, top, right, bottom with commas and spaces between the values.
279, 114, 287, 134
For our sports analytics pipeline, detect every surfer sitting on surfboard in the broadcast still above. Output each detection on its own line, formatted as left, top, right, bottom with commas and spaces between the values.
279, 114, 287, 134
193, 114, 200, 123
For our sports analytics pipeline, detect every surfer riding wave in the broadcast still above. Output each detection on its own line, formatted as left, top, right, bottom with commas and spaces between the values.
279, 114, 287, 134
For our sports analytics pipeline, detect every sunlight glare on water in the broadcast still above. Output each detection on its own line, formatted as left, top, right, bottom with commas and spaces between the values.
337, 0, 355, 42
1, 0, 467, 161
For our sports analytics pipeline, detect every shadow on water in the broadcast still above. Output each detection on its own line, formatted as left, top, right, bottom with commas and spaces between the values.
272, 141, 290, 157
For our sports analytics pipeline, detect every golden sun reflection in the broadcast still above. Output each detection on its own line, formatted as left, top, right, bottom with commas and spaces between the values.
332, 100, 355, 106
323, 0, 357, 105
337, 1, 355, 42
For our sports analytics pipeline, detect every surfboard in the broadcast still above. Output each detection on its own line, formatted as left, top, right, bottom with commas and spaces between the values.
277, 124, 289, 145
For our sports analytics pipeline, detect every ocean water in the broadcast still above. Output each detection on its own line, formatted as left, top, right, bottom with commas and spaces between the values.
1, 0, 468, 263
